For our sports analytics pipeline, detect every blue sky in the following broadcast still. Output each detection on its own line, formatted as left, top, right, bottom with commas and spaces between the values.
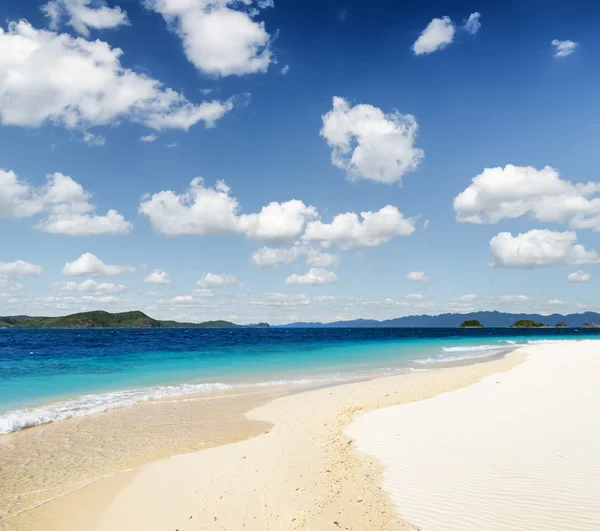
1, 0, 599, 324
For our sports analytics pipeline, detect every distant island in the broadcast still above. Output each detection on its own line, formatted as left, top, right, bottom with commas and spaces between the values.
460, 320, 483, 328
0, 311, 270, 329
281, 311, 600, 328
510, 320, 546, 328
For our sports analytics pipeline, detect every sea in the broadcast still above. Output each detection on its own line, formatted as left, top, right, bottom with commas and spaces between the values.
2, 327, 599, 435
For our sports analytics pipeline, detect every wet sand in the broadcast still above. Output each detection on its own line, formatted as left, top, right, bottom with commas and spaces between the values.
3, 352, 521, 531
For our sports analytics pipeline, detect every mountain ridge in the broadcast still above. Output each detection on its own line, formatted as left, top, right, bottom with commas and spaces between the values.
280, 311, 600, 328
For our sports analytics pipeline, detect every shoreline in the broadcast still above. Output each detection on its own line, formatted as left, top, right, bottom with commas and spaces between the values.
3, 349, 524, 531
347, 341, 600, 530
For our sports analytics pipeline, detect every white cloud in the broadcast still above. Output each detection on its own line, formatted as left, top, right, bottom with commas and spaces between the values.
252, 246, 301, 268
458, 294, 477, 301
404, 293, 425, 301
140, 134, 158, 143
42, 0, 129, 36
0, 260, 43, 276
454, 165, 600, 231
62, 252, 135, 276
139, 178, 239, 236
143, 269, 171, 284
407, 271, 429, 283
0, 277, 24, 291
251, 245, 339, 268
52, 279, 127, 293
412, 16, 455, 55
490, 230, 600, 268
486, 294, 531, 304
249, 293, 310, 307
197, 272, 239, 288
303, 205, 415, 249
139, 178, 316, 243
320, 97, 423, 184
0, 20, 233, 131
547, 299, 564, 305
0, 170, 131, 235
306, 249, 340, 268
281, 64, 290, 75
285, 268, 338, 286
166, 142, 178, 148
568, 270, 590, 283
464, 12, 481, 35
83, 131, 106, 147
552, 39, 577, 58
238, 201, 318, 244
144, 0, 273, 77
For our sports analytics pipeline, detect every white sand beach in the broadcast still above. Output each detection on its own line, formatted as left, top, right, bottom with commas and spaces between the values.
348, 341, 600, 530
4, 342, 600, 531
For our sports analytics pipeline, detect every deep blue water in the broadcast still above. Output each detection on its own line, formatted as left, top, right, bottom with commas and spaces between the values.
1, 327, 599, 433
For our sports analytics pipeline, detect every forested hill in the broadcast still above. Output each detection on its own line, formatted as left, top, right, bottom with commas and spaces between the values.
0, 311, 269, 329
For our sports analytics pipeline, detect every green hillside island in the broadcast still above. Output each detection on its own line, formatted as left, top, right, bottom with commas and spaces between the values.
0, 311, 270, 329
510, 320, 546, 328
460, 319, 484, 328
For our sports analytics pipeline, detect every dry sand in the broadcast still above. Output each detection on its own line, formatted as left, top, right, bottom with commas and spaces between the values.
4, 352, 521, 531
348, 342, 600, 530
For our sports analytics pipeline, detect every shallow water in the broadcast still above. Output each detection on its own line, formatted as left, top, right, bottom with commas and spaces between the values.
2, 327, 599, 434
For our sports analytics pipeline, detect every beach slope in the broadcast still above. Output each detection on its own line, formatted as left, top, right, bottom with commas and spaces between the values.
348, 342, 600, 530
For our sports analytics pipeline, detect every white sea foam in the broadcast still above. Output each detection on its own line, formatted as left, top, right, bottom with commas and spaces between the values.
441, 344, 512, 353
0, 382, 232, 435
0, 371, 393, 435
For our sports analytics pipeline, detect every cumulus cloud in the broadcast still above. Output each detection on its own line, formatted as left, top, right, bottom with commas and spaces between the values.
143, 0, 273, 77
139, 178, 317, 243
552, 39, 577, 58
249, 292, 310, 307
0, 260, 43, 276
62, 253, 135, 276
238, 201, 318, 244
0, 20, 233, 131
320, 97, 423, 184
547, 299, 564, 305
407, 271, 429, 283
251, 245, 339, 268
0, 277, 24, 291
464, 12, 481, 34
140, 134, 158, 143
404, 293, 425, 300
568, 270, 590, 283
82, 131, 106, 147
306, 249, 340, 268
490, 230, 600, 268
285, 268, 339, 286
197, 272, 239, 288
454, 165, 600, 231
251, 246, 303, 268
303, 205, 415, 249
412, 16, 455, 55
52, 279, 127, 293
143, 269, 171, 284
42, 0, 129, 36
485, 294, 531, 304
0, 170, 131, 235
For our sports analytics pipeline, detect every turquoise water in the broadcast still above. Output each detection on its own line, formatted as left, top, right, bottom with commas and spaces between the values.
1, 327, 598, 433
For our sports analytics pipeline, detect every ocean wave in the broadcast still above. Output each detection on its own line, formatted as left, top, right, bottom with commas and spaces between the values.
0, 382, 235, 435
442, 344, 514, 353
0, 371, 396, 435
415, 343, 516, 365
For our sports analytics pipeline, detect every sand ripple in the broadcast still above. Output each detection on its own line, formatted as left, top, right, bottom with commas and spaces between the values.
348, 343, 600, 530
